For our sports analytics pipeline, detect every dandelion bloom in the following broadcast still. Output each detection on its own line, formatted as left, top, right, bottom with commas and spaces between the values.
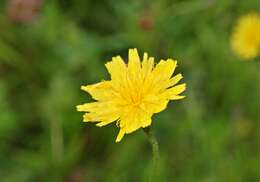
77, 48, 186, 142
231, 12, 260, 60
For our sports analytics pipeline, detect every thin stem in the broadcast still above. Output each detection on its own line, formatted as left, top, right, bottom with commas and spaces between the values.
143, 127, 159, 181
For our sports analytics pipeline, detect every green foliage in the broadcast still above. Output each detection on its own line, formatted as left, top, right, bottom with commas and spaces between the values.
0, 0, 260, 181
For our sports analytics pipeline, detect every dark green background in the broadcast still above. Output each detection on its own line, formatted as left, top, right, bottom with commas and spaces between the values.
0, 0, 260, 181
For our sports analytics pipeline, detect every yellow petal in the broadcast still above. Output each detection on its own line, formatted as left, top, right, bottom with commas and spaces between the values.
163, 83, 186, 99
105, 56, 127, 90
169, 95, 186, 100
81, 81, 116, 101
128, 49, 142, 82
152, 59, 177, 80
96, 117, 119, 127
141, 52, 154, 79
83, 113, 98, 122
116, 128, 125, 142
143, 94, 169, 113
128, 48, 141, 71
167, 74, 183, 88
118, 107, 152, 134
119, 110, 138, 133
82, 105, 120, 124
76, 102, 107, 112
147, 59, 177, 93
76, 103, 92, 112
78, 100, 119, 113
141, 116, 152, 128
105, 56, 126, 78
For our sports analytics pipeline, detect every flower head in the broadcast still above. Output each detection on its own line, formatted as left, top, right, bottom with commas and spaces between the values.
77, 48, 186, 142
231, 12, 260, 60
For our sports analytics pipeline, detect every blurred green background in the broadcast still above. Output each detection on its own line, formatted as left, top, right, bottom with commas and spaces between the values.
0, 0, 260, 181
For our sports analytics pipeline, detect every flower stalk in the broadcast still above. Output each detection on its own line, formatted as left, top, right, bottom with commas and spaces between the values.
144, 127, 159, 181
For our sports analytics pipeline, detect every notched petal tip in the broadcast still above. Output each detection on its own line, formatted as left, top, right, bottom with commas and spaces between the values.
96, 122, 104, 127
76, 104, 85, 112
96, 121, 112, 127
167, 58, 177, 63
105, 57, 119, 70
143, 52, 148, 60
129, 48, 138, 52
165, 83, 187, 99
168, 59, 178, 69
82, 115, 88, 122
141, 118, 152, 128
81, 85, 89, 92
170, 95, 186, 100
111, 56, 123, 63
83, 113, 94, 122
105, 61, 111, 68
128, 48, 140, 60
183, 83, 187, 89
168, 73, 183, 87
178, 83, 187, 93
174, 74, 183, 82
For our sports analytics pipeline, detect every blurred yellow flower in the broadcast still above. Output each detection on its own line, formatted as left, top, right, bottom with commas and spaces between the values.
231, 12, 260, 60
77, 48, 186, 142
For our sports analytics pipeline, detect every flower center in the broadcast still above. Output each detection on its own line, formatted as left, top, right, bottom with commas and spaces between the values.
127, 91, 144, 107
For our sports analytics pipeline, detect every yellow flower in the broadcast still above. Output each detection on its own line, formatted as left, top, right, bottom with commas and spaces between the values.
77, 48, 186, 142
231, 12, 260, 60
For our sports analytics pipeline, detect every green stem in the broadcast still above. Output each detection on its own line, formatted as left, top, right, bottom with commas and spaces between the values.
143, 127, 159, 181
